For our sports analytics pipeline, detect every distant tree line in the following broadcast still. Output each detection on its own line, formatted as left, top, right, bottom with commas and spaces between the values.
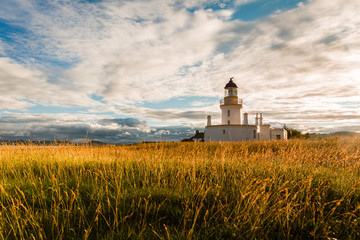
284, 125, 311, 139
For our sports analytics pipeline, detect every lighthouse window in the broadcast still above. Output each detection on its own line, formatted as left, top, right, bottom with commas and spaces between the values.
225, 88, 238, 97
226, 88, 237, 97
223, 129, 225, 134
228, 110, 230, 117
228, 120, 230, 125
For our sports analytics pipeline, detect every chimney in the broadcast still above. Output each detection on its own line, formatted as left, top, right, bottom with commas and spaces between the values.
260, 113, 263, 126
255, 113, 259, 126
243, 113, 248, 125
207, 115, 212, 126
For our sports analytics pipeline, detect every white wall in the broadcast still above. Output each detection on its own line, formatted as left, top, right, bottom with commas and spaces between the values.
220, 105, 241, 125
270, 128, 288, 140
259, 125, 271, 140
205, 125, 258, 142
205, 125, 288, 142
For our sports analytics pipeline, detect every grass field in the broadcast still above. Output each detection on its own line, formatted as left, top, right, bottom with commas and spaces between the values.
1, 138, 360, 239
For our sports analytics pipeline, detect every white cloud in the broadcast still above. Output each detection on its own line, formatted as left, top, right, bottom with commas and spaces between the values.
120, 106, 219, 126
218, 0, 360, 126
62, 6, 229, 104
0, 0, 359, 133
297, 2, 305, 8
0, 57, 102, 109
0, 0, 230, 105
234, 0, 257, 6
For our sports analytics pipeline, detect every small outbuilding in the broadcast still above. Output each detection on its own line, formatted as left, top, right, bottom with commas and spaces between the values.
182, 130, 204, 142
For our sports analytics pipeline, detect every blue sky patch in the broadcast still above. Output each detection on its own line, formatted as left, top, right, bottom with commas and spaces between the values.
233, 0, 306, 21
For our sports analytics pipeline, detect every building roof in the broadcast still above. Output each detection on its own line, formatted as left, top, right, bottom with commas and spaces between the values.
191, 130, 204, 139
224, 77, 238, 88
181, 130, 204, 142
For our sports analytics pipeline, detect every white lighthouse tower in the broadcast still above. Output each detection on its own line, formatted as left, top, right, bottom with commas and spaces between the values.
220, 77, 243, 125
204, 77, 288, 142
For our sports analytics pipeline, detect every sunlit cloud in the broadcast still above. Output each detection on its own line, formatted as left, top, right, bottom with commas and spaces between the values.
0, 0, 359, 142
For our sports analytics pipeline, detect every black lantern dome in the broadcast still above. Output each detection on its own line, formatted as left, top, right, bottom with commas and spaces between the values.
224, 77, 238, 97
224, 77, 238, 88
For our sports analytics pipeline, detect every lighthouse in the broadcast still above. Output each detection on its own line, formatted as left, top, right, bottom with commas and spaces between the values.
220, 77, 243, 125
204, 77, 288, 142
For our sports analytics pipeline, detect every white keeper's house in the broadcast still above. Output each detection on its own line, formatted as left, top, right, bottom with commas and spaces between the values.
204, 78, 287, 142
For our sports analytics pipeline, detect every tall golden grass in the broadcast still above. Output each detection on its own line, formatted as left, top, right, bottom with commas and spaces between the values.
0, 138, 360, 239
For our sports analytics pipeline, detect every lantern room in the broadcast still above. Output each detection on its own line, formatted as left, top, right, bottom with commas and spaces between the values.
224, 77, 238, 97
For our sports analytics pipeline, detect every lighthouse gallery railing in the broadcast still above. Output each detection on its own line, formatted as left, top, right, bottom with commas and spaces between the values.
220, 99, 243, 106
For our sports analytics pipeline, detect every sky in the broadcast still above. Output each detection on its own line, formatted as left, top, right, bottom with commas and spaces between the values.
0, 0, 359, 143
